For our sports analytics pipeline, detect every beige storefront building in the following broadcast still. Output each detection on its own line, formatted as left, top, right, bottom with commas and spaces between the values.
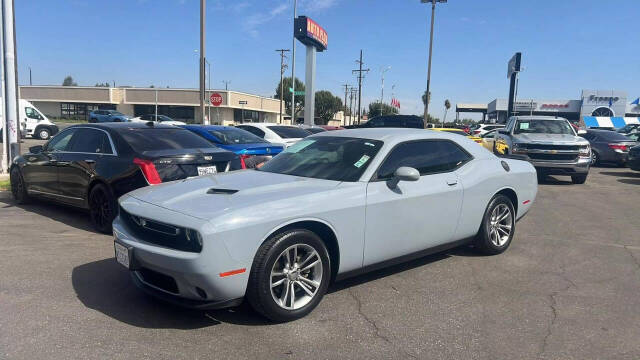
19, 86, 286, 126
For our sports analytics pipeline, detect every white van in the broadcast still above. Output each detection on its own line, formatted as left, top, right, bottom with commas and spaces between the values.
0, 99, 58, 140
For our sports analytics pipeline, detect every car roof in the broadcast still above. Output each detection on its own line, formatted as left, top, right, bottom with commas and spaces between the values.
510, 115, 568, 121
238, 123, 296, 129
69, 122, 181, 131
183, 125, 236, 131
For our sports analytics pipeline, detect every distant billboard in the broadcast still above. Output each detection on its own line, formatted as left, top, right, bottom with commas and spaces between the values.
294, 16, 328, 51
507, 52, 521, 78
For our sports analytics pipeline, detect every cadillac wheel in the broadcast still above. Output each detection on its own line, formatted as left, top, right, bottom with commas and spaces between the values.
247, 229, 331, 322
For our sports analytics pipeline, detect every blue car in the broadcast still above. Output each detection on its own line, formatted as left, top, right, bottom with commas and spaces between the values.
182, 125, 284, 168
89, 110, 130, 123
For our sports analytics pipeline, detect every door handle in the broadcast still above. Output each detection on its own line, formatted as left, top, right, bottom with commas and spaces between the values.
446, 179, 458, 186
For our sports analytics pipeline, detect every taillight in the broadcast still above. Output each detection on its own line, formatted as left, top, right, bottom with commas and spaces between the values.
473, 130, 481, 135
239, 154, 251, 169
475, 139, 482, 143
133, 158, 162, 185
608, 144, 628, 151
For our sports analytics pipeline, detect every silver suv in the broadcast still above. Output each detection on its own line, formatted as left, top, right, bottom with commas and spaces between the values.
494, 116, 591, 184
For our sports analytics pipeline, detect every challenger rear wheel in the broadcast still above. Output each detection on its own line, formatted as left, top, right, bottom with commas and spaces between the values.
247, 229, 330, 322
474, 194, 515, 255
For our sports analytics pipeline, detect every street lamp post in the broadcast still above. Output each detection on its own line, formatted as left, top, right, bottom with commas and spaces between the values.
380, 65, 391, 116
421, 0, 446, 128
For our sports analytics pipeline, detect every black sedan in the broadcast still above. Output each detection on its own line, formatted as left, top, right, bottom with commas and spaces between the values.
9, 123, 239, 233
629, 145, 640, 171
580, 129, 638, 166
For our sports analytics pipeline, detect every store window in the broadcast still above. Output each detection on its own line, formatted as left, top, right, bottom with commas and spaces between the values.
61, 103, 114, 120
234, 109, 260, 123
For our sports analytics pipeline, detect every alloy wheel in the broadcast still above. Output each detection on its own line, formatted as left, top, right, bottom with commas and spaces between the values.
488, 203, 513, 246
90, 189, 112, 230
270, 244, 323, 310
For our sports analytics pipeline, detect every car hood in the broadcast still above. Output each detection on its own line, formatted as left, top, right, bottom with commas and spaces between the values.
125, 170, 340, 220
512, 133, 589, 145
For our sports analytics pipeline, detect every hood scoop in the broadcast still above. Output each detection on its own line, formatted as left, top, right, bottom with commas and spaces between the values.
206, 188, 238, 195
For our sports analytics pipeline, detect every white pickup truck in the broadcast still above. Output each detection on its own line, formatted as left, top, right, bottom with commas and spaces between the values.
0, 99, 58, 140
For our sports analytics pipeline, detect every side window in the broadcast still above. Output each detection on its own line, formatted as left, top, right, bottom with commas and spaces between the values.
45, 129, 76, 152
25, 107, 43, 120
376, 140, 472, 179
69, 129, 113, 154
238, 126, 265, 138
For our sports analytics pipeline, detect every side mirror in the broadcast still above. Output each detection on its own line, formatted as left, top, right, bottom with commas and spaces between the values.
387, 166, 420, 188
29, 145, 43, 153
498, 129, 509, 135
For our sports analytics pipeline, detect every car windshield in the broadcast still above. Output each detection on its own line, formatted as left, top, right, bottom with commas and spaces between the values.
208, 128, 268, 145
514, 119, 575, 135
306, 128, 327, 134
269, 126, 312, 139
441, 129, 468, 136
119, 128, 214, 152
109, 111, 124, 116
258, 136, 383, 182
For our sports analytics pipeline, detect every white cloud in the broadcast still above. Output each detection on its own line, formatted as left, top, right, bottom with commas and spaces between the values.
243, 1, 289, 38
302, 0, 337, 12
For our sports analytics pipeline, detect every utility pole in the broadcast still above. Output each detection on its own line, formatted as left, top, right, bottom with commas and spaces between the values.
421, 0, 447, 128
349, 87, 357, 126
380, 66, 391, 116
290, 0, 298, 125
207, 60, 211, 124
222, 80, 230, 90
342, 83, 349, 125
2, 0, 20, 173
28, 66, 31, 85
276, 49, 290, 124
352, 50, 369, 124
199, 0, 207, 124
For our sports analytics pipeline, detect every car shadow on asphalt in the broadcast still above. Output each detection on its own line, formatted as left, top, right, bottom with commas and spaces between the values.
72, 258, 272, 328
618, 178, 640, 185
0, 193, 96, 233
538, 176, 573, 186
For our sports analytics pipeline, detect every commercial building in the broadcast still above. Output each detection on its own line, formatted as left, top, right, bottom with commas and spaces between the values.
19, 86, 283, 125
459, 89, 640, 128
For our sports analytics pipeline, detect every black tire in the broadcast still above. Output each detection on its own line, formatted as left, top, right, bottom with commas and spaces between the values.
88, 183, 117, 234
36, 127, 51, 140
246, 229, 331, 322
10, 166, 30, 204
591, 151, 599, 166
571, 174, 588, 184
474, 194, 516, 255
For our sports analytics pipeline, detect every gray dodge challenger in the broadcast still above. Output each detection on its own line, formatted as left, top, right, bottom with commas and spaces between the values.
113, 128, 538, 321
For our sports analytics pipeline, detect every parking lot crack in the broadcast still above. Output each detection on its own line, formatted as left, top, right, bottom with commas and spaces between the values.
624, 246, 640, 272
539, 292, 559, 358
347, 288, 417, 359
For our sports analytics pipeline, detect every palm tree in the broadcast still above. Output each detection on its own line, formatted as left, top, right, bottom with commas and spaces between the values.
443, 99, 451, 124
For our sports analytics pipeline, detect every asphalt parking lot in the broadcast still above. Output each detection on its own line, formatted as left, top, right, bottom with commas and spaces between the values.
1, 140, 639, 359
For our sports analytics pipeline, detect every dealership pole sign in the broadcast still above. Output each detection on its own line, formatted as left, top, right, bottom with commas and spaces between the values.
294, 16, 328, 126
507, 52, 522, 118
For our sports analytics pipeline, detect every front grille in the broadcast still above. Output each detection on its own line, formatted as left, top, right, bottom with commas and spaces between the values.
119, 206, 202, 253
521, 144, 580, 151
528, 153, 578, 161
138, 268, 179, 294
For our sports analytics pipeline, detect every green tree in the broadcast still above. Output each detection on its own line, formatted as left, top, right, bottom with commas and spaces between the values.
368, 101, 398, 117
421, 90, 431, 106
314, 90, 342, 125
275, 77, 305, 121
62, 76, 77, 86
94, 82, 110, 87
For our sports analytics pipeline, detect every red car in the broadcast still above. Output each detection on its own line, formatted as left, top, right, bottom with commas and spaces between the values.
320, 125, 345, 131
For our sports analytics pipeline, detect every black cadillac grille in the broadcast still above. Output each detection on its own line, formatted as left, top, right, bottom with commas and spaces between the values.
521, 144, 580, 151
528, 153, 578, 161
138, 268, 179, 294
119, 206, 202, 253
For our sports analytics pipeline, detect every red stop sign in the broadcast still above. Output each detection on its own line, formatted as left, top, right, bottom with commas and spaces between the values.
210, 92, 223, 106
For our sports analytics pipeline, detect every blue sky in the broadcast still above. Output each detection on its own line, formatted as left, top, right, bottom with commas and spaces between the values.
15, 0, 640, 119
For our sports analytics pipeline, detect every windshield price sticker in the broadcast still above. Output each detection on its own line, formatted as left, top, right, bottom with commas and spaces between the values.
354, 155, 370, 168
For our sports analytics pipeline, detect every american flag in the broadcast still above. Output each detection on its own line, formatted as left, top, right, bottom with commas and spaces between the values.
391, 98, 400, 109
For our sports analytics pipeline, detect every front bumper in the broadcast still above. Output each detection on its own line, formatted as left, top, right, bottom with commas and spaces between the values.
530, 157, 591, 175
112, 210, 250, 309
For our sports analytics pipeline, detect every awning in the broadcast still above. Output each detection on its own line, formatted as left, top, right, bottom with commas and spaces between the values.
583, 116, 640, 129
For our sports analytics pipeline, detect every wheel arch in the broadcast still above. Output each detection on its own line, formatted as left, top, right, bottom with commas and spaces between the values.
494, 187, 518, 215
261, 218, 341, 283
33, 124, 52, 138
86, 177, 111, 208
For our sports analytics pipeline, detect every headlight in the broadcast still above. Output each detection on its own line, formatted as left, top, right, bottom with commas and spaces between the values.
512, 143, 527, 154
579, 145, 590, 157
185, 228, 203, 249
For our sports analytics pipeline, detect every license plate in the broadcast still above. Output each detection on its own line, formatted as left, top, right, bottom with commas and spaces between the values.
114, 242, 131, 269
197, 166, 217, 176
